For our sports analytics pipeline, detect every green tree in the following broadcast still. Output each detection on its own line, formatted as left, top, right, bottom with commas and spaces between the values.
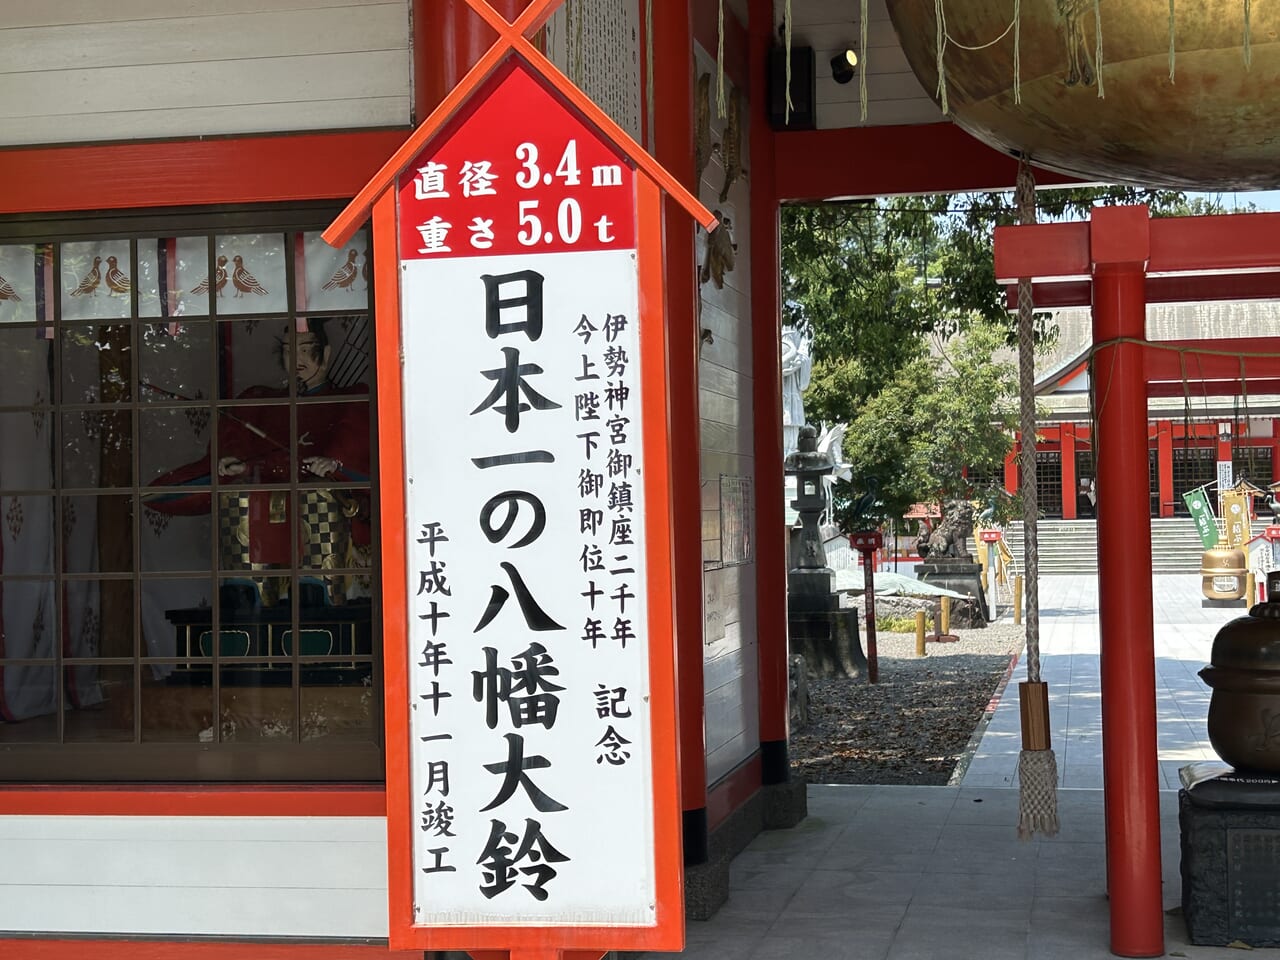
782, 187, 1248, 531
832, 318, 1019, 528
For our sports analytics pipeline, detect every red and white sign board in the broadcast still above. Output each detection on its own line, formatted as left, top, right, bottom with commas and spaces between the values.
323, 13, 714, 947
400, 59, 658, 927
850, 531, 883, 551
979, 530, 1002, 543
1266, 526, 1280, 541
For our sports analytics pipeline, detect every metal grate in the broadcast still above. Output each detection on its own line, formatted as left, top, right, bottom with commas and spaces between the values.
1035, 450, 1063, 518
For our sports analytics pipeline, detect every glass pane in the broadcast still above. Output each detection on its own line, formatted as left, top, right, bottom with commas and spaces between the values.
61, 240, 132, 321
298, 489, 375, 604
218, 316, 290, 400
214, 233, 288, 315
139, 320, 212, 406
0, 326, 54, 406
0, 663, 57, 740
219, 664, 294, 742
0, 580, 56, 658
141, 664, 211, 742
61, 411, 133, 488
139, 406, 213, 486
299, 230, 369, 312
64, 664, 134, 743
61, 323, 133, 403
142, 577, 215, 661
0, 497, 53, 574
138, 237, 211, 318
300, 662, 375, 742
304, 314, 373, 390
141, 500, 212, 574
216, 491, 295, 574
60, 579, 134, 658
0, 244, 43, 325
0, 412, 53, 491
62, 496, 134, 574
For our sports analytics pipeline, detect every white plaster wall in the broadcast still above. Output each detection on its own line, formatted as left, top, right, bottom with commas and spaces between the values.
0, 0, 411, 146
0, 816, 387, 938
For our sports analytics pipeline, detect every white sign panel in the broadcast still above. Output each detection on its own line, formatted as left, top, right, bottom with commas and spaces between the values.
400, 248, 655, 925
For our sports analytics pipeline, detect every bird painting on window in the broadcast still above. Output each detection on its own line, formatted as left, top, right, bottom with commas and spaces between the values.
191, 255, 229, 297
104, 256, 131, 294
322, 249, 359, 292
0, 274, 20, 302
231, 255, 268, 298
70, 256, 102, 298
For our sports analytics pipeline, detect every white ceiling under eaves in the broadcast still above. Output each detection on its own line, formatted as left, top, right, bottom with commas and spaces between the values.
776, 0, 944, 129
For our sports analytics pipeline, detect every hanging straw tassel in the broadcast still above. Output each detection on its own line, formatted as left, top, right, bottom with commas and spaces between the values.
1012, 0, 1022, 104
1014, 156, 1059, 840
1093, 0, 1105, 98
716, 0, 727, 118
934, 0, 949, 114
784, 0, 794, 123
859, 0, 869, 121
1244, 0, 1253, 69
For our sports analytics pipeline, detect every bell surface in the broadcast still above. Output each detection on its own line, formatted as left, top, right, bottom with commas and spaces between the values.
885, 1, 1280, 189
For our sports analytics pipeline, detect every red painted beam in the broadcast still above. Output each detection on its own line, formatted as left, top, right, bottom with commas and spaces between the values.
1006, 272, 1280, 309
994, 221, 1091, 284
1147, 379, 1280, 397
0, 131, 409, 215
1149, 212, 1280, 277
773, 122, 1081, 202
1143, 338, 1280, 382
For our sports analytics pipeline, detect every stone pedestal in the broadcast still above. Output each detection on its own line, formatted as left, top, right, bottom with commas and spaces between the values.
1181, 764, 1280, 947
788, 595, 868, 680
916, 561, 989, 624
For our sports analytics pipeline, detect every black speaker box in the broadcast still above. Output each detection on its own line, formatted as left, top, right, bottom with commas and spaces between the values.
768, 45, 816, 130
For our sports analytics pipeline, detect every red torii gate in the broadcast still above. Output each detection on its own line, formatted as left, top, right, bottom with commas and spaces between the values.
995, 205, 1280, 958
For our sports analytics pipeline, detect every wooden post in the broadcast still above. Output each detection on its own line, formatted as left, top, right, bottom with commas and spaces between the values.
1247, 570, 1257, 606
863, 548, 879, 683
1014, 574, 1024, 626
941, 596, 951, 634
915, 611, 927, 657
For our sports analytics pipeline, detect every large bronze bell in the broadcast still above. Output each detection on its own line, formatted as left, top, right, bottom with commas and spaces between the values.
1201, 544, 1248, 601
885, 1, 1280, 189
1199, 573, 1280, 773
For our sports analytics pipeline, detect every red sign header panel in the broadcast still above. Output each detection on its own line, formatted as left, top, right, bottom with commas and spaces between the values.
398, 60, 636, 261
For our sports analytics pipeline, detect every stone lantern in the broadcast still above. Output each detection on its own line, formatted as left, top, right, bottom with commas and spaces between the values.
783, 424, 867, 679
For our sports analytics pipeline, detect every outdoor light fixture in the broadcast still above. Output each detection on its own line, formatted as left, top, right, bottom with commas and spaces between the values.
831, 49, 858, 84
1218, 421, 1233, 442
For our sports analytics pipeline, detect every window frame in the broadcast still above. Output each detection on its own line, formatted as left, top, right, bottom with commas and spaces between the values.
0, 203, 385, 783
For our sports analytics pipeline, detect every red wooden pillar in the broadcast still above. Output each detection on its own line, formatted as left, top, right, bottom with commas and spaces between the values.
650, 0, 709, 864
1272, 419, 1280, 484
1157, 420, 1174, 517
416, 0, 530, 117
748, 0, 789, 785
1090, 206, 1164, 958
1004, 445, 1019, 495
1062, 423, 1078, 520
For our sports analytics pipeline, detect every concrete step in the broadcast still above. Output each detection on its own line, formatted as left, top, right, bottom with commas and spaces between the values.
1000, 518, 1266, 575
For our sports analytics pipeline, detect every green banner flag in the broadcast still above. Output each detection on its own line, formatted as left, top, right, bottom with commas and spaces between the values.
1183, 487, 1219, 549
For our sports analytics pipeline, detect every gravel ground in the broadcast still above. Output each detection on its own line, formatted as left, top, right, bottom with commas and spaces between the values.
790, 594, 1025, 786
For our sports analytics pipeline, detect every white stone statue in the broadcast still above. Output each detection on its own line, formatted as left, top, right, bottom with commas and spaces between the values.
781, 327, 812, 456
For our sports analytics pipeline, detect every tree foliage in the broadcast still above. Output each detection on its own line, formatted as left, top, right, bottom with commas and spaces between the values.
782, 186, 1247, 532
